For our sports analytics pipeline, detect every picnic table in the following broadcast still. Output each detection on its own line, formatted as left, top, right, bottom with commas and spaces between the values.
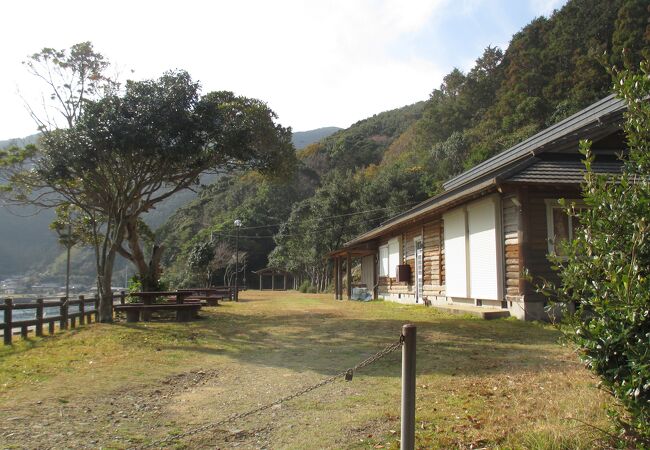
119, 291, 198, 321
129, 290, 192, 305
178, 287, 238, 303
114, 303, 201, 322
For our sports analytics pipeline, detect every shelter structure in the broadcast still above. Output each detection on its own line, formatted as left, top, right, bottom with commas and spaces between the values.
254, 268, 294, 291
331, 95, 628, 320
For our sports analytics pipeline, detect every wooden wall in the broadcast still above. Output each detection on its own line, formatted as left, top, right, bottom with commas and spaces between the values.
502, 194, 521, 302
376, 219, 445, 302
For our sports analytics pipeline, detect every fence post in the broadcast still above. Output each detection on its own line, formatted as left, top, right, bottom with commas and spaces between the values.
401, 324, 416, 450
36, 298, 44, 337
94, 294, 99, 322
60, 296, 68, 330
3, 298, 12, 345
79, 295, 85, 325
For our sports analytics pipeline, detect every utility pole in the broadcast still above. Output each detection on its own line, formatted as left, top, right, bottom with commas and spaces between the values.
234, 219, 242, 301
65, 223, 71, 303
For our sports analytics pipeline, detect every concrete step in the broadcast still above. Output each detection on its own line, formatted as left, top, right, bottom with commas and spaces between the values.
431, 303, 510, 320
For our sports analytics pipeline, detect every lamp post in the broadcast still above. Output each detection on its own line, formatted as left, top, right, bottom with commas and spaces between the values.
234, 219, 242, 301
53, 221, 75, 306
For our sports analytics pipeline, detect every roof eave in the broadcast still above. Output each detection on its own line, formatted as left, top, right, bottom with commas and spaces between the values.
343, 177, 499, 247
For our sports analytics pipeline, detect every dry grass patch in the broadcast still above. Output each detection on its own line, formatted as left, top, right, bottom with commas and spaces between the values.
0, 291, 611, 449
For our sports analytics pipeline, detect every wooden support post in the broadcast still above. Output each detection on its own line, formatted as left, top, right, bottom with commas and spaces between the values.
21, 325, 28, 339
36, 298, 44, 337
3, 298, 12, 345
334, 258, 339, 300
346, 253, 352, 300
337, 257, 342, 300
283, 274, 287, 290
401, 324, 417, 450
373, 254, 378, 300
60, 296, 68, 330
48, 320, 55, 335
176, 291, 183, 305
79, 296, 85, 325
259, 273, 262, 291
271, 272, 275, 291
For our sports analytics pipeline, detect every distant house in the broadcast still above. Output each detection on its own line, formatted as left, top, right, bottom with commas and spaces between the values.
1, 278, 25, 295
330, 95, 627, 320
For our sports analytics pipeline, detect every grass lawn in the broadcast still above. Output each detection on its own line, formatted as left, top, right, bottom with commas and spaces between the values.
0, 291, 612, 449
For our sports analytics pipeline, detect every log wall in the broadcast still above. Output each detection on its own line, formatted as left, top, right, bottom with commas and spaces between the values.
377, 219, 445, 303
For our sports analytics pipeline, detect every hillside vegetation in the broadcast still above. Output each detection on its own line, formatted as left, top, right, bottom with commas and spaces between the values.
159, 0, 650, 289
0, 129, 337, 283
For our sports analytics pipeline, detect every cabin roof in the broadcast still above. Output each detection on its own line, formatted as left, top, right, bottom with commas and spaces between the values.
506, 157, 623, 184
342, 95, 627, 249
442, 94, 626, 191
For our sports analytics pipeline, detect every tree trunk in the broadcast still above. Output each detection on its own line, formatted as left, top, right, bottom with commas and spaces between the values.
140, 245, 164, 291
122, 220, 164, 292
97, 247, 117, 323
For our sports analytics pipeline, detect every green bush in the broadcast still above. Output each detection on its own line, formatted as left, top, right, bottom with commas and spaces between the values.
546, 62, 650, 445
298, 280, 311, 293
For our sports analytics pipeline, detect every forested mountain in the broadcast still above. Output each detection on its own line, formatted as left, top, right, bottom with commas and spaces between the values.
291, 127, 342, 150
158, 103, 424, 286
157, 0, 649, 290
0, 127, 340, 282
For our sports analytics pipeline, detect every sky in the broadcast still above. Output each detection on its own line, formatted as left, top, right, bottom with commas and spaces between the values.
0, 0, 567, 141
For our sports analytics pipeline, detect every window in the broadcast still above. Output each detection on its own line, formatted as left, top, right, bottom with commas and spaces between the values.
379, 238, 400, 278
379, 245, 389, 277
388, 238, 400, 278
545, 199, 584, 256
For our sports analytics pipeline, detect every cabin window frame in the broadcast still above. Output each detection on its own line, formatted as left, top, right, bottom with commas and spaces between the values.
545, 198, 585, 257
379, 238, 400, 278
379, 245, 389, 277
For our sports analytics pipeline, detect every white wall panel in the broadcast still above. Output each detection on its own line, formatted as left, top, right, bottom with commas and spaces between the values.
467, 197, 499, 300
443, 208, 468, 298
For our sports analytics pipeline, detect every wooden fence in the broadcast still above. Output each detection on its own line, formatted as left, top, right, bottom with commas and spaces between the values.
1, 291, 127, 345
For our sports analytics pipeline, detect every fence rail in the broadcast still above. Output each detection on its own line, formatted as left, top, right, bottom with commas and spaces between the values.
1, 292, 127, 345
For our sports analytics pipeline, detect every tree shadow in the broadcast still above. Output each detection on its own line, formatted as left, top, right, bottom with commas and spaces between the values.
113, 302, 564, 379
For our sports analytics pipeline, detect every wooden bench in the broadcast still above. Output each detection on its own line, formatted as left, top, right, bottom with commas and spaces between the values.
114, 303, 201, 322
185, 295, 224, 306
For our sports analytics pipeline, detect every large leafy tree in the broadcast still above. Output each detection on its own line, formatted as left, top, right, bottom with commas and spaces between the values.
2, 69, 296, 322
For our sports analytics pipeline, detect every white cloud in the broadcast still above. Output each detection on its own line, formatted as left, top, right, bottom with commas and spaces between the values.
0, 0, 451, 138
0, 0, 556, 139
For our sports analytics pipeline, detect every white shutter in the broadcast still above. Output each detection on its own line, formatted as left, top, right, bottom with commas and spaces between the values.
443, 208, 468, 297
361, 255, 374, 287
379, 246, 388, 277
467, 197, 499, 300
388, 238, 400, 277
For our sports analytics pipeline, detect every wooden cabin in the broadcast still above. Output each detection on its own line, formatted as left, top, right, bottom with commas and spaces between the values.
331, 95, 627, 320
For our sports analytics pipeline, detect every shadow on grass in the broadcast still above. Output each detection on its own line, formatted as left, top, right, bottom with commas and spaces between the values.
113, 301, 563, 379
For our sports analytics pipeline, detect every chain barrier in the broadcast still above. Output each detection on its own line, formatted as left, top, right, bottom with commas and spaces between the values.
137, 337, 404, 449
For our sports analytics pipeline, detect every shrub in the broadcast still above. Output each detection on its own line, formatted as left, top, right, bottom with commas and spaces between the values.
298, 280, 311, 293
545, 62, 650, 444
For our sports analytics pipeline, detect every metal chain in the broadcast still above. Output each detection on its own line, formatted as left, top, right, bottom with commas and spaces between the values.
137, 338, 403, 449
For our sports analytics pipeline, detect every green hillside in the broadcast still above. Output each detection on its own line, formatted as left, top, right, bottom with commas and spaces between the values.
157, 104, 423, 286
157, 0, 650, 289
0, 127, 340, 282
291, 127, 342, 150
